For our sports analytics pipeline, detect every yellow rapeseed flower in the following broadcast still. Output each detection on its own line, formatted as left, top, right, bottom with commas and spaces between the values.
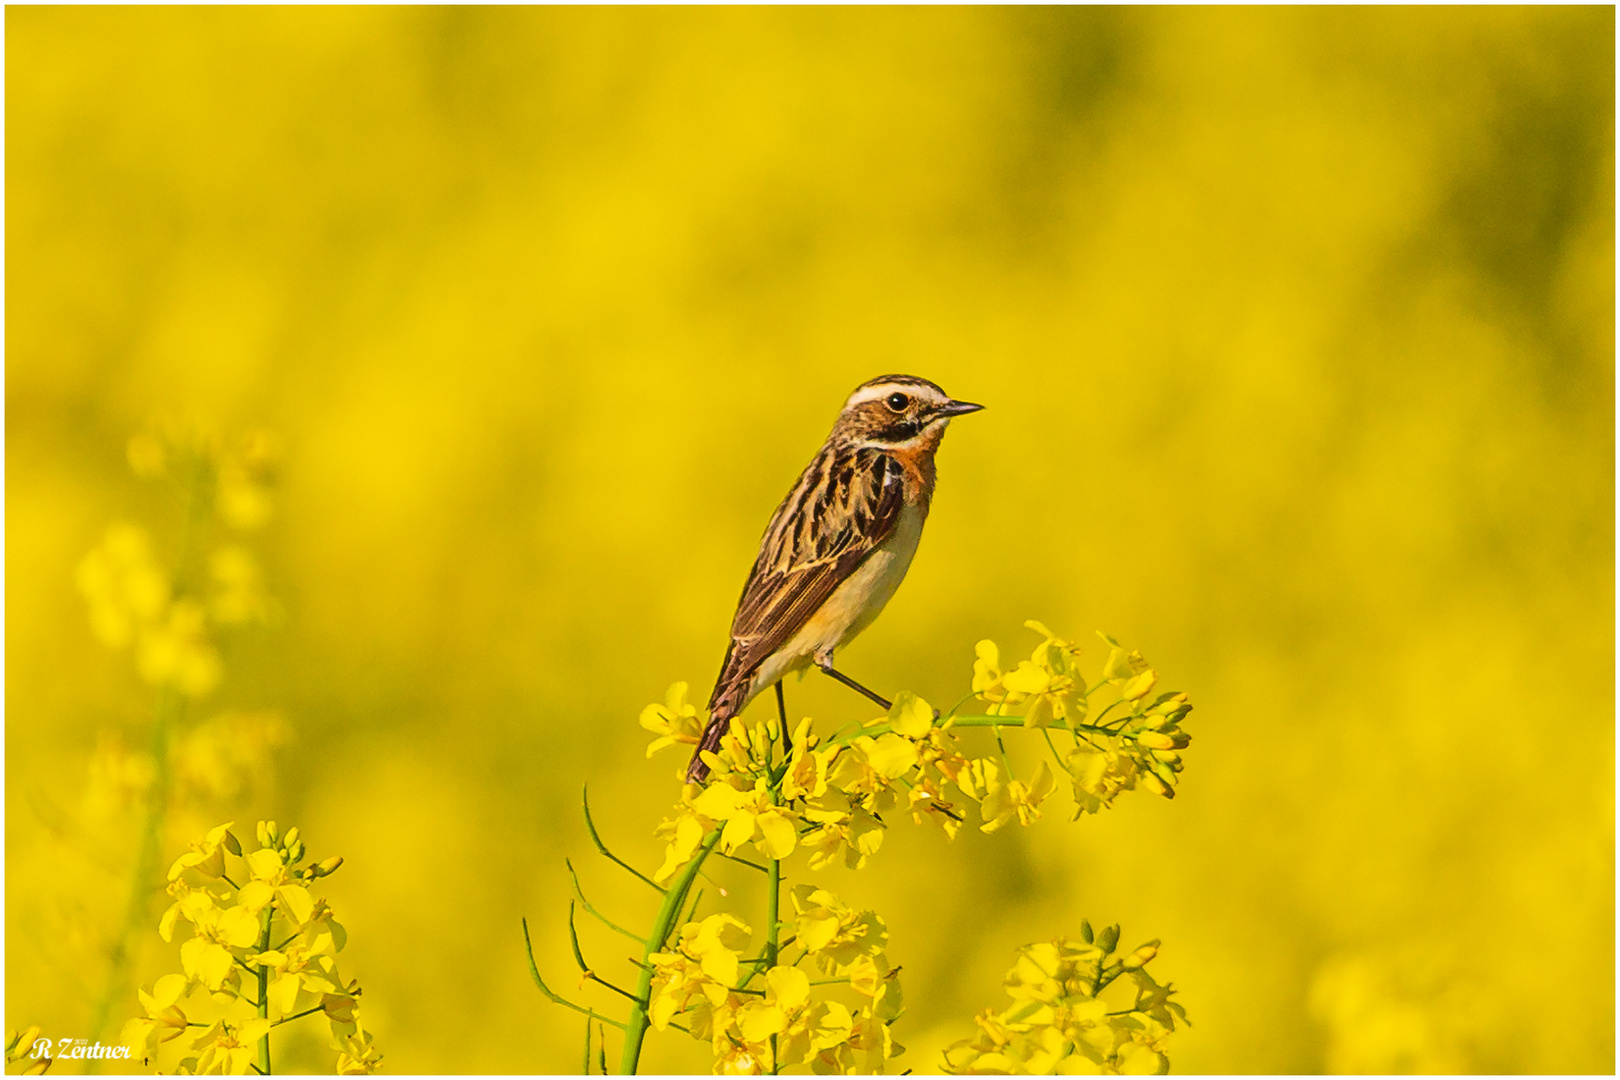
799, 796, 885, 871
186, 1018, 270, 1075
334, 1031, 383, 1075
690, 778, 798, 860
789, 885, 889, 973
647, 914, 752, 1030
977, 760, 1058, 833
640, 682, 705, 758
121, 975, 192, 1064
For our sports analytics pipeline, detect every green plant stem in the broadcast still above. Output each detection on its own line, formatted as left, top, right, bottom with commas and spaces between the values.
828, 714, 1131, 747
255, 906, 273, 1074
766, 857, 782, 1075
618, 829, 723, 1075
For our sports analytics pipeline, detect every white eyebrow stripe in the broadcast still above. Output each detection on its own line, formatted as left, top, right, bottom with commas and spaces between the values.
844, 382, 949, 409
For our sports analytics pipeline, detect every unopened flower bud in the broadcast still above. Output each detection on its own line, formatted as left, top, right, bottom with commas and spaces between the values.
1123, 941, 1160, 970
1097, 924, 1120, 954
1080, 920, 1094, 944
222, 830, 242, 856
288, 840, 306, 864
1136, 731, 1177, 750
283, 827, 300, 850
313, 856, 344, 877
1122, 670, 1158, 702
1141, 772, 1173, 799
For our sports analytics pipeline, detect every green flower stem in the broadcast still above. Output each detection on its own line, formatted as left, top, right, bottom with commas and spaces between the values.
581, 788, 665, 895
566, 860, 647, 944
826, 714, 1131, 747
766, 856, 782, 1076
618, 828, 722, 1075
270, 1004, 324, 1028
255, 906, 274, 1075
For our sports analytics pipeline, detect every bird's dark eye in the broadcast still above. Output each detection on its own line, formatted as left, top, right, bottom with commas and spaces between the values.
885, 393, 910, 412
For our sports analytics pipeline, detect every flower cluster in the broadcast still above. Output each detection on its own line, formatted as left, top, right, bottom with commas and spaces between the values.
943, 925, 1187, 1075
647, 625, 1195, 882
649, 688, 978, 882
975, 624, 1194, 815
76, 425, 280, 698
121, 821, 380, 1075
645, 886, 903, 1074
558, 621, 1198, 1074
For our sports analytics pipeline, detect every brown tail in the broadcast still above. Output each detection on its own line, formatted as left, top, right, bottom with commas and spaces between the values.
685, 673, 751, 782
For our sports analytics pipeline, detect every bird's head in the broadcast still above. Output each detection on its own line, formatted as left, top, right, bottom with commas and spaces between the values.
833, 374, 984, 452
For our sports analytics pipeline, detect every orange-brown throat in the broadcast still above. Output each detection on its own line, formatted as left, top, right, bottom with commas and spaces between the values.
887, 424, 943, 507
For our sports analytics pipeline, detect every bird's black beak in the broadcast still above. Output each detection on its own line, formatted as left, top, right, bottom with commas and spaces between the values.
938, 399, 985, 418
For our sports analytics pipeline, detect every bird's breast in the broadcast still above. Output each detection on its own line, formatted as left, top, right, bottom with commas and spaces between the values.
756, 500, 927, 693
833, 499, 927, 644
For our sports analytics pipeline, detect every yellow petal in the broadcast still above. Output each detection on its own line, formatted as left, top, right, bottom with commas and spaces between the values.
1001, 661, 1051, 695
691, 783, 749, 820
236, 881, 274, 914
721, 811, 756, 854
270, 972, 301, 1014
1029, 760, 1057, 802
246, 848, 284, 882
859, 734, 918, 779
766, 965, 810, 1011
888, 692, 934, 739
150, 973, 190, 1011
638, 703, 672, 735
738, 1002, 788, 1043
237, 1018, 272, 1045
698, 947, 739, 989
219, 905, 262, 949
755, 811, 798, 860
276, 885, 315, 926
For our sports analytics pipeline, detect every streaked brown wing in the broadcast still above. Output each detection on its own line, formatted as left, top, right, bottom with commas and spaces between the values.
708, 445, 904, 713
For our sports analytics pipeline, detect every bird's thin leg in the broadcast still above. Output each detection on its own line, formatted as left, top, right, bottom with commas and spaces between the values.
774, 681, 792, 758
817, 662, 894, 712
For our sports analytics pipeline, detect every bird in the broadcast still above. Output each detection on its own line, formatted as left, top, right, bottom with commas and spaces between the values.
686, 374, 983, 782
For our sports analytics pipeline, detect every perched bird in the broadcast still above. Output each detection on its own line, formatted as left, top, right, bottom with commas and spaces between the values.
687, 374, 983, 782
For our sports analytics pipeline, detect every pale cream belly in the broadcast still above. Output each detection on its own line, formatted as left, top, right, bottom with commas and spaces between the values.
746, 502, 926, 702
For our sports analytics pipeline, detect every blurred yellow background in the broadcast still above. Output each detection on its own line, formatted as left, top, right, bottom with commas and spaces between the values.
7, 6, 1613, 1074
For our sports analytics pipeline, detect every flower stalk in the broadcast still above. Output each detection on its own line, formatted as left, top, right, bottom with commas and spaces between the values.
619, 829, 723, 1074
